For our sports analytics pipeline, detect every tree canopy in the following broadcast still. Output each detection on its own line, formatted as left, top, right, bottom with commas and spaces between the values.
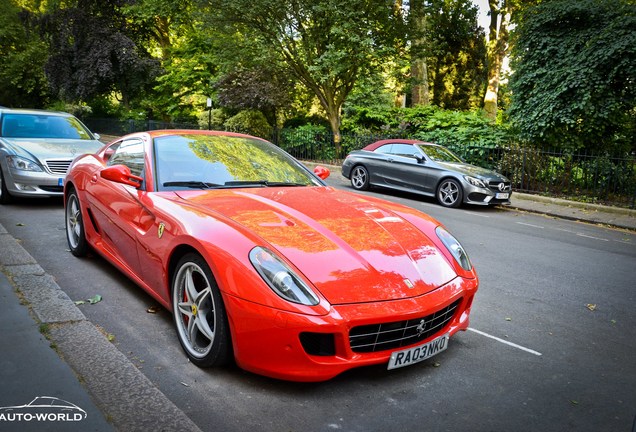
509, 0, 636, 153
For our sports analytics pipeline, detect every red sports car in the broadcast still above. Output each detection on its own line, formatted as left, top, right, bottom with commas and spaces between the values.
64, 130, 478, 381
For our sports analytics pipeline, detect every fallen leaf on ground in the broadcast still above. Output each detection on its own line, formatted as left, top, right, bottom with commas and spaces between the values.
147, 306, 160, 314
586, 304, 597, 311
87, 294, 103, 304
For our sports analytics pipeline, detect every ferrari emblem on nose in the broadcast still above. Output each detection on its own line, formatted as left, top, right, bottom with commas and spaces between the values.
416, 320, 427, 337
158, 222, 165, 239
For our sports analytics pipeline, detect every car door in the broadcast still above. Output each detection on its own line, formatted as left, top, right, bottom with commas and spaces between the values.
85, 138, 147, 277
379, 143, 429, 193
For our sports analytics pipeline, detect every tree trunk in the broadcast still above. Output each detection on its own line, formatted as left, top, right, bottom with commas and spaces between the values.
410, 0, 429, 106
483, 0, 510, 120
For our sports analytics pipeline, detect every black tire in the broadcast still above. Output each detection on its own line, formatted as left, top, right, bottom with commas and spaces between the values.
350, 165, 370, 191
65, 189, 89, 256
436, 178, 463, 208
0, 167, 13, 204
172, 253, 231, 367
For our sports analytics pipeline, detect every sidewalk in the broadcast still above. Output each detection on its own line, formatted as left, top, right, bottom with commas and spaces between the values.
0, 224, 202, 432
0, 180, 634, 431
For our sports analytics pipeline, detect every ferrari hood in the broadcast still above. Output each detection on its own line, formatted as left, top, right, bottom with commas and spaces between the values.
2, 138, 103, 162
177, 187, 458, 304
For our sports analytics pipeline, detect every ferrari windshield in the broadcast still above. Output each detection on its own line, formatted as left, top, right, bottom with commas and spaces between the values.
154, 134, 319, 191
418, 144, 463, 163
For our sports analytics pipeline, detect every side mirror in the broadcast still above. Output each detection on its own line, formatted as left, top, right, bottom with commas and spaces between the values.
313, 165, 330, 180
101, 165, 143, 188
415, 154, 426, 164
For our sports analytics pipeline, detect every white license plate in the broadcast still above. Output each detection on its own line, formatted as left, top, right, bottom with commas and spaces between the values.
496, 192, 509, 199
387, 333, 449, 370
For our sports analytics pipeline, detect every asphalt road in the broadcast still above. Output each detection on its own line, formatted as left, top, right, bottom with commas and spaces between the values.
0, 179, 635, 432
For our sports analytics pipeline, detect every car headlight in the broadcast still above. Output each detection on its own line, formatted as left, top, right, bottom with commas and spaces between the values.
249, 247, 320, 306
7, 156, 43, 172
435, 226, 472, 271
464, 175, 486, 188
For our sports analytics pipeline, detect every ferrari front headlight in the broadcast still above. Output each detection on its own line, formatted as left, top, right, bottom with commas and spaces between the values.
249, 247, 319, 306
436, 226, 472, 271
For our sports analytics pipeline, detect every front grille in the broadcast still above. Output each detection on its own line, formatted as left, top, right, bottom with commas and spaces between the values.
45, 159, 72, 175
39, 185, 63, 193
488, 181, 511, 193
349, 299, 460, 353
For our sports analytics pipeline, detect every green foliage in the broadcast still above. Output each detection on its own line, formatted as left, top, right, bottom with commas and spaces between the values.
199, 0, 405, 139
509, 0, 636, 153
0, 2, 51, 107
422, 0, 488, 110
224, 110, 273, 138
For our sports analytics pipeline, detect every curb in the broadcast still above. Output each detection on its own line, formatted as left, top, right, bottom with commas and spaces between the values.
0, 227, 202, 432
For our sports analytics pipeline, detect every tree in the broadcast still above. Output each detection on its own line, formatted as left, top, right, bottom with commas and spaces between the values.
425, 0, 487, 110
509, 0, 636, 152
409, 0, 430, 106
43, 0, 160, 107
481, 0, 535, 120
199, 0, 403, 151
214, 67, 293, 128
0, 1, 50, 107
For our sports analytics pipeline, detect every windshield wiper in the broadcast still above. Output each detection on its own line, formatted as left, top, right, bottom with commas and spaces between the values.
162, 181, 222, 189
224, 180, 307, 188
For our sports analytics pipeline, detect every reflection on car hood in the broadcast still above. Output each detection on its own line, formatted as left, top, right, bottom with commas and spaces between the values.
1, 137, 103, 162
436, 161, 507, 181
178, 187, 457, 304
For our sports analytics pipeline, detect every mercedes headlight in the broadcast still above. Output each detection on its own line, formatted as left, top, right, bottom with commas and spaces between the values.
464, 175, 486, 188
436, 226, 472, 271
7, 156, 43, 172
249, 247, 319, 306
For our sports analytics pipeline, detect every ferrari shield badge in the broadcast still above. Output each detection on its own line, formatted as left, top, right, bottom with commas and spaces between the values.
158, 222, 165, 239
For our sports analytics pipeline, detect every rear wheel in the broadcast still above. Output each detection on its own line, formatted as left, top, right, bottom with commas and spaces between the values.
65, 189, 88, 256
436, 178, 463, 208
350, 165, 370, 190
172, 253, 231, 367
0, 167, 13, 204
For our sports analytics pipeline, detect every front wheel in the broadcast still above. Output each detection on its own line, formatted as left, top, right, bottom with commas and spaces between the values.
172, 253, 231, 367
0, 167, 13, 204
350, 165, 370, 190
65, 190, 88, 256
437, 178, 463, 208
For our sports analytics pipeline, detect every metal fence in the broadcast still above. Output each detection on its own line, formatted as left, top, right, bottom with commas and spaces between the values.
82, 118, 636, 209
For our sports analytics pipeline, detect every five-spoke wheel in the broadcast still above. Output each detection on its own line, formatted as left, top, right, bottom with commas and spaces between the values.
172, 253, 230, 367
437, 178, 463, 208
65, 190, 88, 256
350, 165, 370, 190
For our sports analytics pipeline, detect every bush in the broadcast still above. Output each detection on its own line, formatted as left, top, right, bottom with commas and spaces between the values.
224, 110, 273, 138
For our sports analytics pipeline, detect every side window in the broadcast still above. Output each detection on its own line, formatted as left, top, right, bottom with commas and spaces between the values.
375, 144, 393, 154
107, 138, 145, 177
391, 144, 418, 158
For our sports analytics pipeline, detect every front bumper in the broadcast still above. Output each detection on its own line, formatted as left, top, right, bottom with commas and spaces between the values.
463, 181, 512, 206
224, 276, 478, 381
3, 168, 65, 197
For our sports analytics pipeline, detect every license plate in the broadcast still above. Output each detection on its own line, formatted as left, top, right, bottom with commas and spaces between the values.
496, 192, 509, 199
58, 178, 64, 186
387, 333, 449, 370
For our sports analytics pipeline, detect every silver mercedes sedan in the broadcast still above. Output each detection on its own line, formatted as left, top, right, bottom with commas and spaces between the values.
0, 108, 104, 204
342, 139, 512, 208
